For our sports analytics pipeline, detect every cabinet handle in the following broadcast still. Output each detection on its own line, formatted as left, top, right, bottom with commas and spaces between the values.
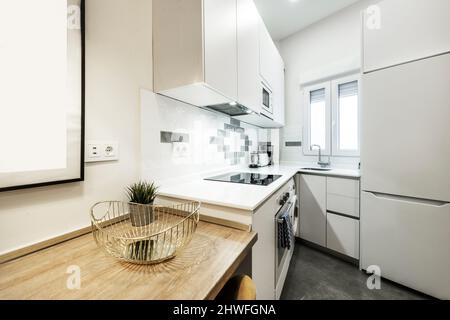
366, 191, 450, 207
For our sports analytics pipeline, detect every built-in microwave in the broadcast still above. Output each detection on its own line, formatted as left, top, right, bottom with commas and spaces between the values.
261, 81, 273, 115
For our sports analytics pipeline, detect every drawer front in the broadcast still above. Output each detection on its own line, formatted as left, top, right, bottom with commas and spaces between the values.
326, 212, 359, 259
327, 177, 360, 198
327, 194, 360, 218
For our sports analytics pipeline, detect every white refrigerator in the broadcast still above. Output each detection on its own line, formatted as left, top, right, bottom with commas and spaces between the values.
360, 52, 450, 299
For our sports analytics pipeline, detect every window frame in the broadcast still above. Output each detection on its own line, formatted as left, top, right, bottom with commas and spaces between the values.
303, 81, 332, 156
331, 74, 361, 157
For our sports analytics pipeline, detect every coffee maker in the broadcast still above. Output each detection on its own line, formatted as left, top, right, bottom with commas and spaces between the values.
249, 143, 274, 168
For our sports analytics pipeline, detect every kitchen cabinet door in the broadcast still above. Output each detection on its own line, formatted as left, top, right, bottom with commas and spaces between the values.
153, 0, 237, 106
361, 191, 450, 299
326, 212, 359, 259
361, 53, 450, 201
299, 174, 326, 247
363, 0, 450, 72
258, 18, 278, 89
204, 0, 238, 101
272, 52, 285, 126
237, 0, 260, 114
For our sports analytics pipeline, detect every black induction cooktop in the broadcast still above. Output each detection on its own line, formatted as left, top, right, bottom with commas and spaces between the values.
204, 172, 282, 186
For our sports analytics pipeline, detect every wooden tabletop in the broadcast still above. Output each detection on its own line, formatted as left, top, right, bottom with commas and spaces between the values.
0, 221, 257, 300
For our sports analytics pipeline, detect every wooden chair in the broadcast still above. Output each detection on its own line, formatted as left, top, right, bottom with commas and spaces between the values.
216, 275, 256, 300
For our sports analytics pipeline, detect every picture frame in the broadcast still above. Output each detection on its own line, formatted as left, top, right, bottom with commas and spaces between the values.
0, 0, 85, 192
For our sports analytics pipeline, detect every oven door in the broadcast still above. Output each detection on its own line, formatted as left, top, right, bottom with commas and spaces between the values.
275, 195, 296, 298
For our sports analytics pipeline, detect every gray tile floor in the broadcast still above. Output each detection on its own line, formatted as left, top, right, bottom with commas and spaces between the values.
281, 243, 430, 300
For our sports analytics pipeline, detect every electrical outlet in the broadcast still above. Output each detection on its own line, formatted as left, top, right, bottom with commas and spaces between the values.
85, 141, 119, 163
103, 142, 118, 158
87, 144, 100, 159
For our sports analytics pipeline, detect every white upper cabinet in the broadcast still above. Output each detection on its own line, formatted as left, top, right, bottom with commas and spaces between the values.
236, 0, 261, 114
258, 17, 275, 88
153, 0, 237, 107
153, 0, 285, 128
272, 52, 285, 126
257, 16, 285, 127
204, 0, 238, 101
363, 0, 450, 73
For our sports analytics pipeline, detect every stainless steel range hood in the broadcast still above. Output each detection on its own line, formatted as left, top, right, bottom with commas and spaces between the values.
203, 102, 255, 117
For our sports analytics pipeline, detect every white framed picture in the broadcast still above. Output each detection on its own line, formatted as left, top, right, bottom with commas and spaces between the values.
0, 0, 85, 191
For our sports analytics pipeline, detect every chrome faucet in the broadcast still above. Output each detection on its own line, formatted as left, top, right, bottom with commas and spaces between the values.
310, 144, 330, 167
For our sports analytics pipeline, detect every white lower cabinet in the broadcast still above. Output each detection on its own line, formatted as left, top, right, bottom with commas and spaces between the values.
326, 212, 359, 259
299, 174, 361, 260
299, 174, 327, 247
327, 177, 360, 218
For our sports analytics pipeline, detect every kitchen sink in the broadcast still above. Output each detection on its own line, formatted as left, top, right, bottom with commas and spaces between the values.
301, 167, 332, 171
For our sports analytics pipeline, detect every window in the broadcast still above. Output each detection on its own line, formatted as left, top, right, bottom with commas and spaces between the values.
303, 82, 331, 155
303, 75, 360, 157
332, 77, 360, 156
310, 88, 327, 149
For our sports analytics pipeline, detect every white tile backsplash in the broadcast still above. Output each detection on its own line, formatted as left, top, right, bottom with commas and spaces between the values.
140, 89, 273, 183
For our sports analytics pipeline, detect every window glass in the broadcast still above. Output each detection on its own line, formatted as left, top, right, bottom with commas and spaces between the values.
310, 88, 326, 150
338, 81, 358, 151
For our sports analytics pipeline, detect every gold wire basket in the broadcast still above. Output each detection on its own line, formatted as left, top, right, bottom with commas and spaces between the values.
90, 201, 201, 264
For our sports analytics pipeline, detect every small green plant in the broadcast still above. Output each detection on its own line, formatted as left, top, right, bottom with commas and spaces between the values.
126, 181, 158, 204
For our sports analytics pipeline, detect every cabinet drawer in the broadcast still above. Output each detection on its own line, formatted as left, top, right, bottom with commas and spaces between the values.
327, 177, 359, 198
326, 212, 359, 259
327, 194, 360, 218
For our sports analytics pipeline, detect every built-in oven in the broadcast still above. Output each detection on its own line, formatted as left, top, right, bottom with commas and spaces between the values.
274, 183, 298, 299
261, 81, 273, 116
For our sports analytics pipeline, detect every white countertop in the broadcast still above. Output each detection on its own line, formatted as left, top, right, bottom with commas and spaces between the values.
157, 164, 360, 211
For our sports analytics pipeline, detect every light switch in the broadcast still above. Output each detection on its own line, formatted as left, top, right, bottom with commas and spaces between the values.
85, 141, 119, 163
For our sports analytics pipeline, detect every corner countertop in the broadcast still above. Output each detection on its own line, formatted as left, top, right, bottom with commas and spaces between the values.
157, 164, 360, 211
0, 221, 257, 300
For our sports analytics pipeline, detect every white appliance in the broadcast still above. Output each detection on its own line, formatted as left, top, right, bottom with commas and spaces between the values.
252, 178, 296, 300
274, 185, 297, 299
257, 152, 270, 167
361, 52, 450, 298
261, 80, 273, 117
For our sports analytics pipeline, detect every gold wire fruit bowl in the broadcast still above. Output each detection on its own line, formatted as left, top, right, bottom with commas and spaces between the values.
90, 201, 201, 264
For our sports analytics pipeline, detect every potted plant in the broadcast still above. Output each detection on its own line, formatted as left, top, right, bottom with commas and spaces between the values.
126, 181, 158, 227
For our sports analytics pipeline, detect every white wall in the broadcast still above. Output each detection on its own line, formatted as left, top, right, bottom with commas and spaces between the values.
0, 0, 273, 255
279, 0, 378, 167
0, 0, 153, 254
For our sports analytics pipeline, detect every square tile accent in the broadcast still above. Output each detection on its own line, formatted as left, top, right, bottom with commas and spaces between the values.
161, 131, 190, 143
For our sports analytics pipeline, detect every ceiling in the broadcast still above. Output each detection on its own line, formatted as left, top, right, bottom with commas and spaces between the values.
254, 0, 362, 41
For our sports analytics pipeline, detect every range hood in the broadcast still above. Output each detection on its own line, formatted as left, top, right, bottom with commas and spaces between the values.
203, 102, 283, 128
203, 102, 255, 117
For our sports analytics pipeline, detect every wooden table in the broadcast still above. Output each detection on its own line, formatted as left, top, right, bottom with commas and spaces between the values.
0, 221, 257, 300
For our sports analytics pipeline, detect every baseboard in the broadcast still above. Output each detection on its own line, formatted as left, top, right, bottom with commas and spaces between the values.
0, 226, 92, 264
296, 237, 359, 266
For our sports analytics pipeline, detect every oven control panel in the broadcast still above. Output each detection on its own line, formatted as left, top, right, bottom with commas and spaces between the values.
276, 179, 296, 207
